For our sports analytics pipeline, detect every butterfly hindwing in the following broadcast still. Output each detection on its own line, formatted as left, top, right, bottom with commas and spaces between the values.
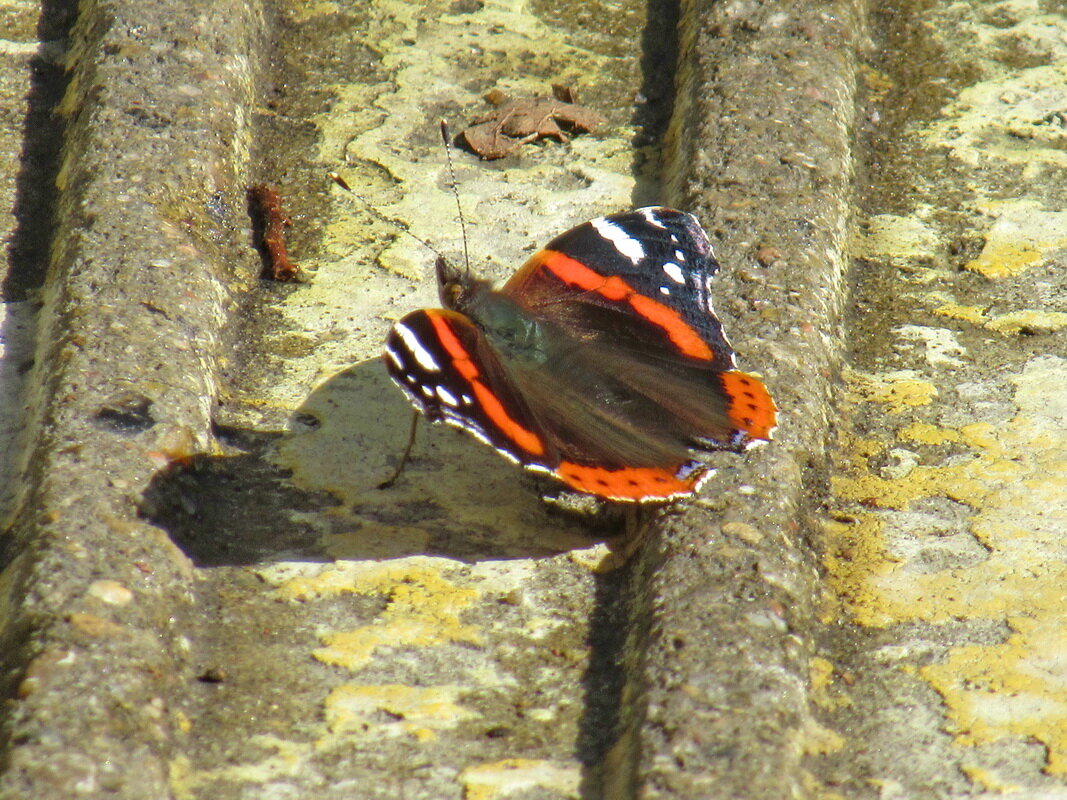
384, 310, 713, 500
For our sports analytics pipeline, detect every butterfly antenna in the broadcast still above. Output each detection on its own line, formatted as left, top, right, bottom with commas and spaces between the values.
439, 120, 472, 275
327, 171, 445, 261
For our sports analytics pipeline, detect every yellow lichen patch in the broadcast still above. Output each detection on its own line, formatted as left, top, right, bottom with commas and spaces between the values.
175, 710, 192, 734
966, 243, 1044, 280
933, 303, 987, 325
985, 310, 1067, 335
458, 758, 580, 800
851, 214, 940, 259
809, 657, 853, 711
830, 422, 988, 510
265, 558, 483, 671
271, 558, 467, 604
845, 370, 938, 412
801, 718, 847, 756
325, 684, 478, 740
822, 515, 899, 627
957, 422, 1000, 452
295, 561, 482, 671
923, 612, 1067, 775
925, 65, 1067, 168
828, 356, 1067, 771
314, 615, 480, 671
963, 201, 1067, 279
810, 657, 835, 693
932, 303, 1067, 336
897, 422, 962, 446
831, 465, 988, 511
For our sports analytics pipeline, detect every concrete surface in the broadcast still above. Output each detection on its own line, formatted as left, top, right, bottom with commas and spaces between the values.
0, 0, 1065, 798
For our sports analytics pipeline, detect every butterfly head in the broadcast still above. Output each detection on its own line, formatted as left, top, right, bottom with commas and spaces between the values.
436, 255, 464, 307
436, 255, 491, 312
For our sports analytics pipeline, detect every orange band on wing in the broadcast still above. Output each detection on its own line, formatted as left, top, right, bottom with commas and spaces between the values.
426, 311, 545, 456
720, 371, 777, 440
532, 250, 714, 361
555, 461, 706, 502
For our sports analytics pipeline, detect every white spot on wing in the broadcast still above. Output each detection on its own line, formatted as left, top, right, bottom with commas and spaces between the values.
592, 218, 644, 264
662, 261, 685, 284
393, 322, 441, 373
674, 249, 686, 262
383, 344, 404, 369
436, 385, 459, 407
388, 375, 431, 415
660, 286, 670, 295
639, 207, 667, 228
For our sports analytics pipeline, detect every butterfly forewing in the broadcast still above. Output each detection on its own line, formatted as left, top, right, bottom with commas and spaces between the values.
504, 207, 737, 372
497, 207, 775, 448
384, 308, 556, 468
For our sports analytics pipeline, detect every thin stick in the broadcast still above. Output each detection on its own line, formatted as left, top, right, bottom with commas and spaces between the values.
378, 411, 420, 490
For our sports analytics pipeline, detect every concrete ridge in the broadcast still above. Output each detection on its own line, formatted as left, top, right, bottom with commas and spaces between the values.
1, 0, 262, 796
634, 0, 859, 795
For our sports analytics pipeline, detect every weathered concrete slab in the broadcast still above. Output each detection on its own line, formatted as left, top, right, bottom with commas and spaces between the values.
2, 0, 1065, 797
815, 0, 1067, 795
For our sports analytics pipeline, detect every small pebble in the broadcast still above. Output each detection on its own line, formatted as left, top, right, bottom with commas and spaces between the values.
89, 579, 134, 606
756, 244, 783, 266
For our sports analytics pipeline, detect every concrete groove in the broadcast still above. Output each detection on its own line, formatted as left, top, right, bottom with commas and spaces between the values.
1, 0, 1064, 797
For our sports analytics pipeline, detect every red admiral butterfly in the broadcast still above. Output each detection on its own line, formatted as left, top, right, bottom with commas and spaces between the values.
383, 207, 777, 502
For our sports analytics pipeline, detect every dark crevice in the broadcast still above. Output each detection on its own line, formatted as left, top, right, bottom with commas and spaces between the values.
577, 517, 662, 800
576, 2, 679, 793
631, 0, 680, 206
3, 0, 77, 300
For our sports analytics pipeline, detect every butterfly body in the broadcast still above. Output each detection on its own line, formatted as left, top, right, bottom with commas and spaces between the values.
383, 207, 777, 502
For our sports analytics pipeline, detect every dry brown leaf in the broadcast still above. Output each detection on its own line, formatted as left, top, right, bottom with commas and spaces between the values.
459, 87, 606, 160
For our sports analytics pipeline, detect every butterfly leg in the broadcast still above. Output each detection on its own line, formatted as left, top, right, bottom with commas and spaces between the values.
378, 411, 420, 490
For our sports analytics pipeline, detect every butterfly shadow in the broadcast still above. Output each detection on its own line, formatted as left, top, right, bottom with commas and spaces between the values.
140, 361, 659, 796
142, 357, 630, 567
